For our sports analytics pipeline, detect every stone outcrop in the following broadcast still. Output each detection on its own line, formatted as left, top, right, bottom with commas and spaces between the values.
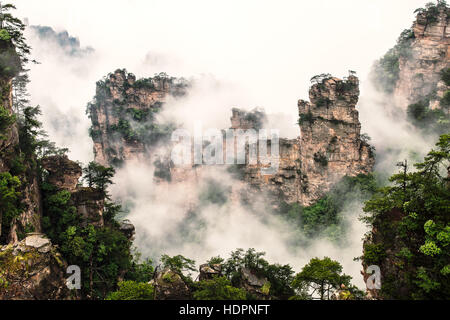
88, 69, 188, 167
71, 188, 105, 228
118, 219, 135, 241
229, 109, 302, 206
41, 156, 82, 192
88, 70, 374, 207
297, 75, 375, 205
393, 6, 450, 109
239, 267, 270, 299
231, 75, 374, 206
230, 108, 267, 130
0, 39, 42, 243
42, 156, 106, 228
198, 263, 222, 281
150, 268, 191, 300
0, 234, 71, 300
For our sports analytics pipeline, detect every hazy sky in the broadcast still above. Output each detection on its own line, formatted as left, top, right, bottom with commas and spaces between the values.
15, 0, 426, 109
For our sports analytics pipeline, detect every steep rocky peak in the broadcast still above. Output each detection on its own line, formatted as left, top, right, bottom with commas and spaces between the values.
89, 69, 188, 167
299, 74, 360, 126
298, 74, 374, 206
308, 75, 359, 107
393, 4, 450, 109
41, 155, 82, 192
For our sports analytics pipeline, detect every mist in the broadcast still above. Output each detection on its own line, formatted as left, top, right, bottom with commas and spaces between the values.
12, 0, 439, 290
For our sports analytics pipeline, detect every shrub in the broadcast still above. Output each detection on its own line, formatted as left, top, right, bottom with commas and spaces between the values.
106, 281, 154, 300
0, 29, 11, 41
313, 152, 328, 166
363, 243, 386, 265
0, 105, 15, 140
298, 111, 314, 125
193, 276, 246, 300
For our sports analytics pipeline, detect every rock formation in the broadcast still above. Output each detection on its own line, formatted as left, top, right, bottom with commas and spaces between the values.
0, 234, 71, 300
88, 70, 374, 207
42, 156, 105, 228
150, 268, 192, 300
87, 69, 188, 167
232, 75, 374, 206
394, 6, 450, 109
0, 40, 42, 243
198, 263, 222, 281
297, 75, 375, 205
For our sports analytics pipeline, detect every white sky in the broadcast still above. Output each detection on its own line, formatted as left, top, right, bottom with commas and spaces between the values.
15, 0, 426, 101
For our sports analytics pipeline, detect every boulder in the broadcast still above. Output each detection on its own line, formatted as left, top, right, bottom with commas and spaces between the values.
198, 263, 222, 281
150, 269, 191, 300
0, 234, 71, 300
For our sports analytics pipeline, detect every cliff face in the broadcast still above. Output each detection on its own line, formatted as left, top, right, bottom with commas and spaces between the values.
87, 69, 188, 167
229, 108, 302, 205
41, 155, 105, 228
298, 75, 375, 205
0, 40, 42, 243
88, 71, 374, 207
0, 234, 71, 300
394, 7, 450, 109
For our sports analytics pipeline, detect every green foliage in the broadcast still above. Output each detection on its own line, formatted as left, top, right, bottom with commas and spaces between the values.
126, 108, 149, 122
440, 68, 450, 86
160, 254, 196, 278
0, 3, 31, 65
193, 276, 247, 300
82, 162, 115, 197
414, 1, 449, 24
61, 225, 132, 299
440, 90, 450, 107
280, 174, 378, 243
0, 29, 11, 41
298, 111, 314, 125
207, 256, 225, 265
133, 78, 155, 90
41, 182, 79, 243
106, 281, 154, 300
153, 158, 172, 182
109, 119, 137, 142
0, 104, 15, 140
362, 243, 386, 265
372, 28, 415, 93
124, 251, 154, 283
42, 177, 133, 299
17, 106, 43, 158
313, 152, 328, 166
292, 257, 362, 300
0, 172, 21, 240
362, 134, 450, 299
407, 99, 449, 134
335, 79, 357, 95
221, 248, 295, 299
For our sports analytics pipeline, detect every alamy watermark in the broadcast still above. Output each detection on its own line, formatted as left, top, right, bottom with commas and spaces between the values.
170, 123, 280, 175
66, 265, 81, 290
366, 265, 381, 290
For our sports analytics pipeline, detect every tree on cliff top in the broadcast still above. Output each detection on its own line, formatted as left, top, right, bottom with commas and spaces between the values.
362, 134, 450, 299
291, 257, 363, 300
0, 2, 30, 66
82, 161, 115, 197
